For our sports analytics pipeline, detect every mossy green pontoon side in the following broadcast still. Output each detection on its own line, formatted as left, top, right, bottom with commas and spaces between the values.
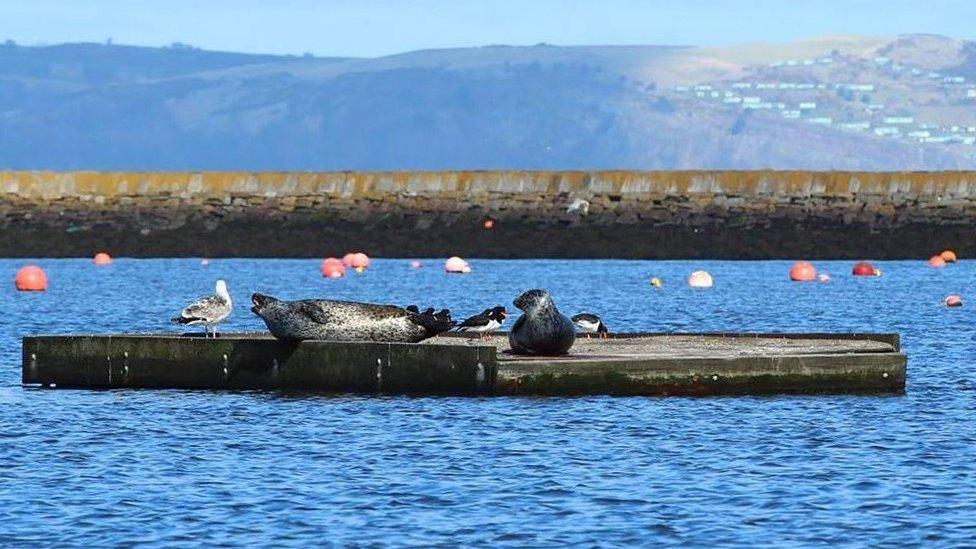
22, 332, 906, 396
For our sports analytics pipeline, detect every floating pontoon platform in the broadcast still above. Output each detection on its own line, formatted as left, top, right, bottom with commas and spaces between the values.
22, 332, 906, 396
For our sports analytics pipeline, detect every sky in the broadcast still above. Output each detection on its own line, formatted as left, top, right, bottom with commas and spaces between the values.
0, 0, 974, 57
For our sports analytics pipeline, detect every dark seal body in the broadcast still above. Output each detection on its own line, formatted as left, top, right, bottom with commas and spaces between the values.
251, 294, 454, 342
508, 289, 576, 355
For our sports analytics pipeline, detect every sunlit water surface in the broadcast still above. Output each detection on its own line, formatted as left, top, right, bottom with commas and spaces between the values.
1, 258, 975, 545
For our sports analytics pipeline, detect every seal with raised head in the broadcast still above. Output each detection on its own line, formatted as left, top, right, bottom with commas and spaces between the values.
251, 293, 454, 342
508, 289, 576, 355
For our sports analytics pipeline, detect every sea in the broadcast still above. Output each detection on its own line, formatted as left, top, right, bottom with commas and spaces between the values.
1, 258, 974, 546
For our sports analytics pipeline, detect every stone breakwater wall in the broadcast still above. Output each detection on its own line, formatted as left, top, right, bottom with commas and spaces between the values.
2, 170, 976, 258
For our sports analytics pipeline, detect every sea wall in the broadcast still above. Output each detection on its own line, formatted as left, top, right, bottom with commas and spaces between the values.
2, 170, 976, 258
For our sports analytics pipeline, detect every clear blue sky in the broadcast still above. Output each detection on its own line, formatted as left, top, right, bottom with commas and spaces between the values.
1, 0, 973, 57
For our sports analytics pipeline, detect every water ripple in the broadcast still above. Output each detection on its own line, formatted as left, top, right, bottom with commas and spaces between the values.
0, 258, 974, 545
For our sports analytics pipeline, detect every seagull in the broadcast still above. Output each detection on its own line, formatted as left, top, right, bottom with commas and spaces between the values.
456, 306, 507, 340
173, 279, 233, 338
571, 312, 609, 339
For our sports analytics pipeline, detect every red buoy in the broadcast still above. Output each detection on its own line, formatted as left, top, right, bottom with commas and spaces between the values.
944, 294, 963, 307
321, 257, 346, 278
15, 265, 48, 291
789, 261, 817, 282
852, 261, 876, 276
93, 252, 112, 265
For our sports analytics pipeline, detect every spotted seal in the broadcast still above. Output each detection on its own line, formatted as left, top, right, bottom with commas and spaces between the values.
251, 293, 454, 342
508, 289, 576, 355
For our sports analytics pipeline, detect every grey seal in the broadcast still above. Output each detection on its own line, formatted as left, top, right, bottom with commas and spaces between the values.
508, 289, 576, 355
251, 293, 454, 342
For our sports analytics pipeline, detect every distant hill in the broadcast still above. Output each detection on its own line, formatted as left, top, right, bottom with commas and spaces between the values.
1, 36, 974, 170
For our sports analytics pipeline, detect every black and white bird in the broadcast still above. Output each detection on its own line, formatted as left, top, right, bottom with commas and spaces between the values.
571, 312, 609, 338
173, 279, 233, 338
456, 306, 507, 339
434, 309, 453, 323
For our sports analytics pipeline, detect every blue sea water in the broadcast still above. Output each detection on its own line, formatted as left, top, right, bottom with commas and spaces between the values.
1, 258, 975, 546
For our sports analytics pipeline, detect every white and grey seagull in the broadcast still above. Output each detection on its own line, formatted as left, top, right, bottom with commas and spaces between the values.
173, 279, 233, 338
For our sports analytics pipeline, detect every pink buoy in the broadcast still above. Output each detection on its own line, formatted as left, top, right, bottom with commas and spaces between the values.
351, 252, 370, 269
342, 253, 356, 267
445, 256, 470, 274
687, 270, 713, 288
93, 252, 112, 265
321, 257, 346, 278
944, 294, 963, 307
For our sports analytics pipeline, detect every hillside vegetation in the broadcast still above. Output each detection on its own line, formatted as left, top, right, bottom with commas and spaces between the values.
0, 35, 974, 170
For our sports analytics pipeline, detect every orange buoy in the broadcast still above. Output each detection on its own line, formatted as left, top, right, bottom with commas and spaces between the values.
944, 294, 963, 307
93, 252, 112, 265
789, 261, 817, 282
15, 265, 48, 291
351, 252, 370, 269
483, 218, 495, 229
928, 255, 947, 268
687, 270, 713, 288
321, 257, 346, 278
940, 250, 957, 263
341, 253, 356, 267
445, 256, 471, 274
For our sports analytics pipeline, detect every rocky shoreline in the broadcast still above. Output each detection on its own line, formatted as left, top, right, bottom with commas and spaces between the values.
2, 170, 974, 258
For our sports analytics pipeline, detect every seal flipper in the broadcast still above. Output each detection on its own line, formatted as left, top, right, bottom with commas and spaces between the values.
507, 315, 529, 354
298, 302, 335, 324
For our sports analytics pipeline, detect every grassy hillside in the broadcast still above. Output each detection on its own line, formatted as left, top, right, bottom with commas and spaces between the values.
0, 37, 974, 170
